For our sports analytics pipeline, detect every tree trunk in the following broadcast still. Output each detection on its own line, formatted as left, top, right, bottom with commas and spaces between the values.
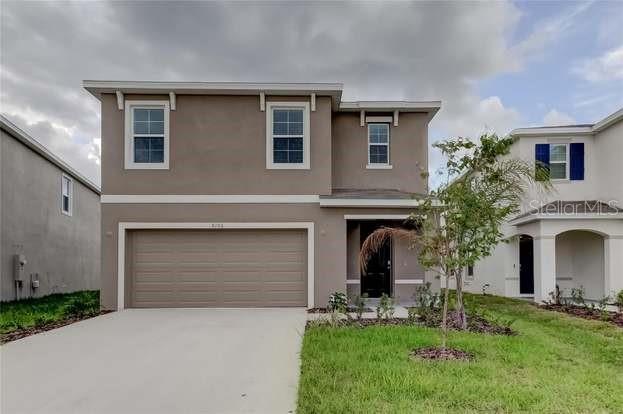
456, 269, 467, 330
441, 274, 450, 350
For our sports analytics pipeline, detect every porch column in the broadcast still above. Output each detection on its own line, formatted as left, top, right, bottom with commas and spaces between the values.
533, 236, 556, 303
604, 236, 623, 297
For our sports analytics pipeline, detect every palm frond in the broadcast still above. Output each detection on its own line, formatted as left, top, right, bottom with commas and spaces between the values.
359, 227, 418, 272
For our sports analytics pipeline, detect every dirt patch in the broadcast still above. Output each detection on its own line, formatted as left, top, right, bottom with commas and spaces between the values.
0, 311, 112, 344
410, 346, 473, 361
540, 304, 623, 328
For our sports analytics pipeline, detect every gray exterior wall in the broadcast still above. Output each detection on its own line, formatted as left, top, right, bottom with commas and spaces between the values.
1, 129, 100, 301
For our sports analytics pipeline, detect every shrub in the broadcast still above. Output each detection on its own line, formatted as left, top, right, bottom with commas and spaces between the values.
616, 290, 623, 313
327, 292, 348, 313
596, 296, 611, 321
376, 293, 395, 320
353, 294, 368, 320
413, 282, 440, 313
570, 286, 586, 307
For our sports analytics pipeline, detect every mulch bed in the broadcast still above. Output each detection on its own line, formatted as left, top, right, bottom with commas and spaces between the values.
410, 346, 473, 361
307, 310, 516, 335
540, 304, 623, 328
415, 310, 517, 336
307, 307, 373, 314
0, 311, 112, 344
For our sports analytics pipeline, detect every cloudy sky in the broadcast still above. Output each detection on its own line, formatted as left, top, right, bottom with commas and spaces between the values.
1, 1, 622, 186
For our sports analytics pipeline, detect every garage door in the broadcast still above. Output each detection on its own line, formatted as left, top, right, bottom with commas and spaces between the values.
129, 229, 307, 308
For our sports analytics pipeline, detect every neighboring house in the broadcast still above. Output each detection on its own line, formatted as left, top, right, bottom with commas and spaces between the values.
0, 115, 100, 301
464, 108, 623, 303
83, 81, 441, 310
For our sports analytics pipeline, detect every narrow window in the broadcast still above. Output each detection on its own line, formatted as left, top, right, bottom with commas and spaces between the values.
266, 102, 310, 169
368, 123, 389, 165
61, 175, 72, 216
467, 265, 474, 278
273, 108, 304, 164
549, 144, 568, 180
124, 101, 169, 169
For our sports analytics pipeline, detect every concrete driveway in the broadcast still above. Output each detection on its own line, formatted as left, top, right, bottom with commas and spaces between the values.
1, 308, 307, 414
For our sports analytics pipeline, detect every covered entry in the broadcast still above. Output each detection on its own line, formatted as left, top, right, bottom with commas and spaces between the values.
128, 228, 308, 308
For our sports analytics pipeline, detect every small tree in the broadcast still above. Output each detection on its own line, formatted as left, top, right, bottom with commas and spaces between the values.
360, 133, 550, 348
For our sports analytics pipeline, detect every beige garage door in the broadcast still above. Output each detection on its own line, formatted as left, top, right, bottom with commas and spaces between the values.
129, 229, 307, 308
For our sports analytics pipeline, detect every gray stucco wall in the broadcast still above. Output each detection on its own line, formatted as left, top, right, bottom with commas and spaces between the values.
1, 129, 100, 301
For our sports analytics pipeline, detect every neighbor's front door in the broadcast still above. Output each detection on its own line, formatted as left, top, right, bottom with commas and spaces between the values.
360, 222, 392, 298
519, 235, 534, 295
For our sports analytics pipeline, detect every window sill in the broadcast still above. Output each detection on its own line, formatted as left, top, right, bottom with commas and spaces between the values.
125, 163, 169, 170
267, 163, 310, 170
366, 164, 393, 170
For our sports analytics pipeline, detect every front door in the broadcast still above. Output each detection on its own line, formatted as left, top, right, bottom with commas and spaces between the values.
360, 222, 392, 298
519, 235, 534, 295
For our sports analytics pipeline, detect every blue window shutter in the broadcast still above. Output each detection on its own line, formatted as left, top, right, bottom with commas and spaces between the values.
535, 144, 550, 180
570, 143, 584, 180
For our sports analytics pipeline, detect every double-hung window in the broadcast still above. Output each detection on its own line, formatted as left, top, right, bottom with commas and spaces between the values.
61, 174, 72, 216
549, 143, 568, 180
266, 102, 310, 169
368, 123, 390, 166
125, 101, 169, 169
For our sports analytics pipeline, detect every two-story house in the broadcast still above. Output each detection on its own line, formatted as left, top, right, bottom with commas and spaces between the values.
1, 115, 100, 301
84, 81, 440, 310
464, 108, 623, 303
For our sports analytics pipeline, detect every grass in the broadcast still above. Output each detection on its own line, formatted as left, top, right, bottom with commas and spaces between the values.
297, 294, 623, 413
0, 290, 100, 334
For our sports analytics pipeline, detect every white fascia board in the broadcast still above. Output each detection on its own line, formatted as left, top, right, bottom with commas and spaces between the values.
340, 100, 441, 112
101, 194, 320, 204
320, 198, 424, 208
510, 213, 623, 226
593, 108, 623, 132
344, 214, 410, 220
510, 126, 593, 137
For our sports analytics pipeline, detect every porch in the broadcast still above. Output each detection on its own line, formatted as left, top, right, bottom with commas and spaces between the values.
509, 201, 623, 303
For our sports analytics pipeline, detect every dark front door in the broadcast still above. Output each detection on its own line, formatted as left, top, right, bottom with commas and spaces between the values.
360, 222, 392, 298
519, 235, 534, 294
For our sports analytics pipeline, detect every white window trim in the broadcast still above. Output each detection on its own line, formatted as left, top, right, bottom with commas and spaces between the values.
549, 143, 569, 181
61, 174, 73, 216
266, 101, 310, 169
367, 123, 391, 167
124, 100, 170, 170
116, 222, 315, 310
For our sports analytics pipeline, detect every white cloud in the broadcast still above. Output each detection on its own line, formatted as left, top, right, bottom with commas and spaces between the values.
573, 44, 623, 82
435, 96, 521, 139
542, 109, 576, 126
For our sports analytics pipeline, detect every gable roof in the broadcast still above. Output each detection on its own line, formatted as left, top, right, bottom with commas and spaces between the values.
0, 115, 100, 194
510, 107, 623, 137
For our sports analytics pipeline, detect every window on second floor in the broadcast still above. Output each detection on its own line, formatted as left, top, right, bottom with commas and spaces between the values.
61, 174, 72, 216
367, 123, 390, 167
549, 143, 568, 180
266, 102, 310, 169
125, 101, 170, 169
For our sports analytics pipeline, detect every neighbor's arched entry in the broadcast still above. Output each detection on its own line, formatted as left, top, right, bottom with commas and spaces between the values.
519, 235, 534, 295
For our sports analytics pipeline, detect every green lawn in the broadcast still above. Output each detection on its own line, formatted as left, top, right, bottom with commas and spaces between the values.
297, 294, 623, 413
0, 290, 100, 334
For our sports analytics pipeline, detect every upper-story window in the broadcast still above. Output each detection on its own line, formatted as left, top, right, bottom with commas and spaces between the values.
266, 102, 310, 169
549, 143, 568, 180
125, 101, 170, 169
535, 142, 584, 181
368, 123, 390, 167
61, 174, 73, 216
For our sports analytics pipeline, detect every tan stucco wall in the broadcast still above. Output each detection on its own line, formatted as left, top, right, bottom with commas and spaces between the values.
1, 130, 100, 301
332, 112, 428, 193
101, 204, 428, 310
101, 94, 333, 195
